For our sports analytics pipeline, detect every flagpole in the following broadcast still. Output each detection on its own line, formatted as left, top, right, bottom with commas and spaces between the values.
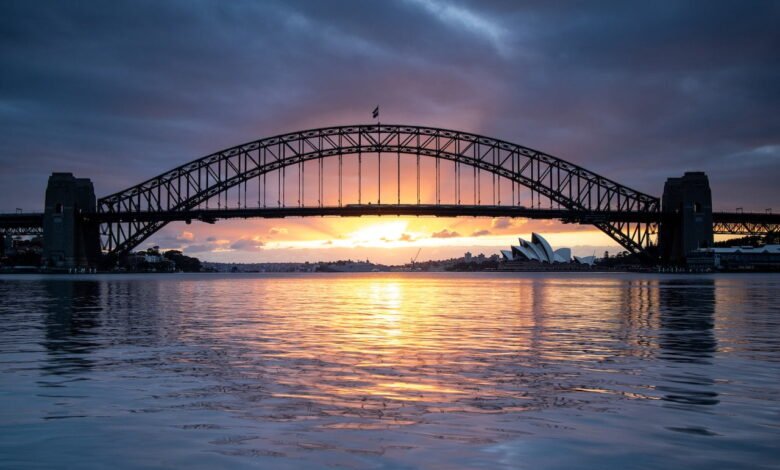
377, 107, 381, 205
371, 105, 380, 205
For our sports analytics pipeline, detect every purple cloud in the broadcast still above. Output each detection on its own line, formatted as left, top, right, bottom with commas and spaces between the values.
491, 218, 513, 230
230, 238, 265, 252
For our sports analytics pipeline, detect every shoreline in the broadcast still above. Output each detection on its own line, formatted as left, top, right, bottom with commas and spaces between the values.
2, 267, 778, 275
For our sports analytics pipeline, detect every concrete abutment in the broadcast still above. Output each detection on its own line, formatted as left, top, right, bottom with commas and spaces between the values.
42, 173, 101, 268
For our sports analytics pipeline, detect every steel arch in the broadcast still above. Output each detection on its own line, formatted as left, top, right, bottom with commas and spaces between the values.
97, 124, 661, 256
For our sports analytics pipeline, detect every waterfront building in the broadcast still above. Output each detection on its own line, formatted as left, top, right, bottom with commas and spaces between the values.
500, 233, 572, 264
498, 233, 594, 271
687, 245, 780, 271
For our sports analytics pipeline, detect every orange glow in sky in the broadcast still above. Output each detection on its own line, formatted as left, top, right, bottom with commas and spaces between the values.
150, 215, 620, 264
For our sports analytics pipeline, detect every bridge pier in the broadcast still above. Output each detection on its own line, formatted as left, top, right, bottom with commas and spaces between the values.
42, 173, 101, 269
659, 172, 713, 265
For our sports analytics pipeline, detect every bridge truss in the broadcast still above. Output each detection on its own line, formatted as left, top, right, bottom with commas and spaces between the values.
0, 226, 43, 237
0, 214, 44, 237
712, 214, 780, 236
97, 125, 661, 257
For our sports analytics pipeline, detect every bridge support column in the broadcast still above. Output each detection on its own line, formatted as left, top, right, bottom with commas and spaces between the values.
659, 172, 713, 264
42, 173, 101, 269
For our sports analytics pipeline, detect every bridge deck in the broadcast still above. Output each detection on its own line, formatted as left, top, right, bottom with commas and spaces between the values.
89, 205, 661, 224
0, 213, 44, 236
1, 207, 777, 235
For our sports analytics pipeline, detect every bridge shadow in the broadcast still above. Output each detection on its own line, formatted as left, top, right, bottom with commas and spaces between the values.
656, 278, 719, 410
38, 278, 169, 378
39, 280, 103, 376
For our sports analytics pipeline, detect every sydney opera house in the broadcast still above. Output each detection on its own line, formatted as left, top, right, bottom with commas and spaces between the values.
500, 233, 595, 267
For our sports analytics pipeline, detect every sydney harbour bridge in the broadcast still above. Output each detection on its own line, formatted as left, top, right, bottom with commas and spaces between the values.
1, 124, 778, 267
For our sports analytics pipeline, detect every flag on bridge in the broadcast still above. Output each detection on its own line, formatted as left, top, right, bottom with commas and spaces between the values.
372, 106, 379, 119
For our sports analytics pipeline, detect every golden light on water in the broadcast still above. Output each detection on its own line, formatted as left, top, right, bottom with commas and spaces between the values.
170, 274, 692, 419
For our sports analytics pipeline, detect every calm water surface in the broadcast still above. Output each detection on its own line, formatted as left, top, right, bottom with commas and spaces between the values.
0, 273, 778, 469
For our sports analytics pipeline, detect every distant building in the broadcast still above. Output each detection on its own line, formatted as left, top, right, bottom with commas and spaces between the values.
687, 245, 780, 271
143, 253, 163, 264
123, 251, 175, 272
464, 251, 472, 262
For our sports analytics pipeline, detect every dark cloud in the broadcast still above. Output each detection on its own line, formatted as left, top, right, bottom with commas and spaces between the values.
432, 229, 461, 239
183, 243, 218, 254
471, 229, 491, 237
230, 238, 265, 251
0, 0, 777, 214
491, 218, 513, 230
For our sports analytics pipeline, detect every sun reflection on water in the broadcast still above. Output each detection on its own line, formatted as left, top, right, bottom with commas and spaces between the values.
161, 274, 705, 415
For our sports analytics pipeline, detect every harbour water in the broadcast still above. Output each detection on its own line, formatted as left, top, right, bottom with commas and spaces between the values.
0, 273, 778, 469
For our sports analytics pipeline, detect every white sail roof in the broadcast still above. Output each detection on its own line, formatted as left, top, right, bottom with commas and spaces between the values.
532, 233, 555, 263
512, 244, 539, 261
502, 234, 577, 265
522, 238, 548, 263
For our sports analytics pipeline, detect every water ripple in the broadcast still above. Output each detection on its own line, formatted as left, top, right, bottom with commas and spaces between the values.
1, 272, 779, 469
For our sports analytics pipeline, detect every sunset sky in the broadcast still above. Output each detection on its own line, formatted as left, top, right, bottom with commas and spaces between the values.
1, 1, 778, 263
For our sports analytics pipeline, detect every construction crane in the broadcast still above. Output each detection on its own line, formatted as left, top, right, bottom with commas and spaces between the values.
410, 248, 422, 268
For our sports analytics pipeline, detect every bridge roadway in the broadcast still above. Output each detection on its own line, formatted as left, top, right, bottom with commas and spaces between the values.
90, 204, 661, 225
0, 213, 44, 236
3, 206, 779, 236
